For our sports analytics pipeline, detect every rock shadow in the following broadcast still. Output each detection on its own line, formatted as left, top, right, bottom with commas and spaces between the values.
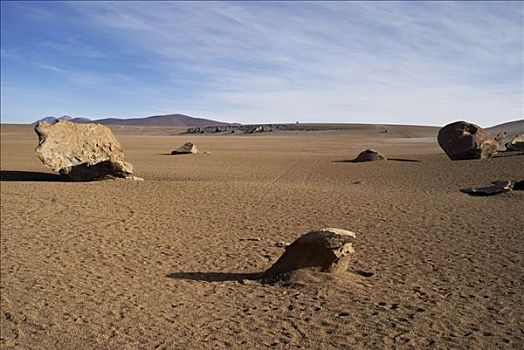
354, 270, 375, 277
493, 151, 524, 158
333, 158, 421, 163
167, 271, 262, 282
0, 170, 66, 182
159, 153, 193, 156
387, 158, 422, 163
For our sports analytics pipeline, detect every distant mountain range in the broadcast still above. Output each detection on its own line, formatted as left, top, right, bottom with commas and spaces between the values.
34, 114, 232, 127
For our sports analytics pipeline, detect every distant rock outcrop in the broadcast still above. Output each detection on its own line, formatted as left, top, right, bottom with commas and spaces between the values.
438, 121, 503, 160
506, 134, 524, 151
171, 142, 199, 155
245, 126, 265, 134
34, 121, 141, 181
352, 149, 387, 162
263, 228, 356, 279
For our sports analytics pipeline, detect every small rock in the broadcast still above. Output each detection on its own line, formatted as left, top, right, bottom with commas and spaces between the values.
461, 180, 513, 196
171, 142, 199, 154
245, 126, 264, 134
263, 228, 356, 278
352, 149, 387, 162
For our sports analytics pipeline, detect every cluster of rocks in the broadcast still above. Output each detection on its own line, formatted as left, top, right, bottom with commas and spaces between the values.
186, 125, 273, 134
187, 126, 232, 134
34, 121, 142, 181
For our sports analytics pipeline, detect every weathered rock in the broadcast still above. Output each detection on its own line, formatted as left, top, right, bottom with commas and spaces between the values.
514, 180, 524, 191
461, 179, 524, 196
34, 121, 141, 181
171, 142, 199, 154
64, 160, 141, 182
437, 121, 500, 160
245, 126, 264, 134
494, 131, 507, 143
263, 228, 356, 278
505, 134, 524, 151
460, 180, 513, 196
187, 127, 203, 134
352, 149, 387, 162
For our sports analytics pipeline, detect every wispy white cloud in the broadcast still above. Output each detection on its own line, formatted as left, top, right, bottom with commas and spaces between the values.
40, 38, 106, 58
2, 1, 523, 125
37, 62, 131, 86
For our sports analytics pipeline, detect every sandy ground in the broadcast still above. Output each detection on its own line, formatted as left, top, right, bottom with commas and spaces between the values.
1, 124, 523, 349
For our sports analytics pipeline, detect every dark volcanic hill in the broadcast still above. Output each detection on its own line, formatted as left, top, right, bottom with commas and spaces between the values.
34, 114, 231, 127
96, 114, 230, 127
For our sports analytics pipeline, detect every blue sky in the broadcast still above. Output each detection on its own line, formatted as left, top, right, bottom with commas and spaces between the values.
1, 1, 522, 126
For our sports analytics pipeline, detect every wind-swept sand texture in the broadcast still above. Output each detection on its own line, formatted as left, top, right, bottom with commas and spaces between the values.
1, 124, 523, 349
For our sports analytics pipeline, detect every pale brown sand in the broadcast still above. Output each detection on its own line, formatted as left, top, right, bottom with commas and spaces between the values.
1, 124, 523, 349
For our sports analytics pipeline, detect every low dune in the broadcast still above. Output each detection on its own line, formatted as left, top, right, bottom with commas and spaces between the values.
1, 123, 523, 349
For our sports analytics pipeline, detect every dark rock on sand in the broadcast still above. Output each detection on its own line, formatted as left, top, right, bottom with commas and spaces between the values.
437, 121, 503, 160
353, 149, 387, 162
263, 228, 356, 279
505, 134, 524, 151
460, 180, 514, 196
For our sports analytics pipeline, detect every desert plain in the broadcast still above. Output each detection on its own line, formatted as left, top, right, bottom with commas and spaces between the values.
1, 123, 523, 349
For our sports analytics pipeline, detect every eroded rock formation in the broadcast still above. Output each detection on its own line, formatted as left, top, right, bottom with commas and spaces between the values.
263, 228, 356, 279
437, 121, 502, 160
34, 121, 141, 181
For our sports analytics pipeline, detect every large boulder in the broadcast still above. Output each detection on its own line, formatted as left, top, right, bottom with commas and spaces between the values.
437, 121, 501, 160
506, 134, 524, 151
263, 228, 356, 279
171, 142, 199, 154
34, 121, 141, 181
352, 149, 387, 162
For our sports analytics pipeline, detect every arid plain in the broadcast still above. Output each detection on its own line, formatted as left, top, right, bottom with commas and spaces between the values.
1, 123, 523, 349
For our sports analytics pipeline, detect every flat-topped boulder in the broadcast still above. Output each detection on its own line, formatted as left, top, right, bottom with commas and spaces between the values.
352, 149, 387, 162
171, 142, 199, 154
437, 121, 502, 160
263, 228, 356, 279
34, 121, 141, 181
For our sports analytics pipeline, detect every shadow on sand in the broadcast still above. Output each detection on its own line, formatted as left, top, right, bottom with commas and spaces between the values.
493, 151, 524, 158
334, 158, 421, 163
167, 271, 262, 282
0, 170, 66, 182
